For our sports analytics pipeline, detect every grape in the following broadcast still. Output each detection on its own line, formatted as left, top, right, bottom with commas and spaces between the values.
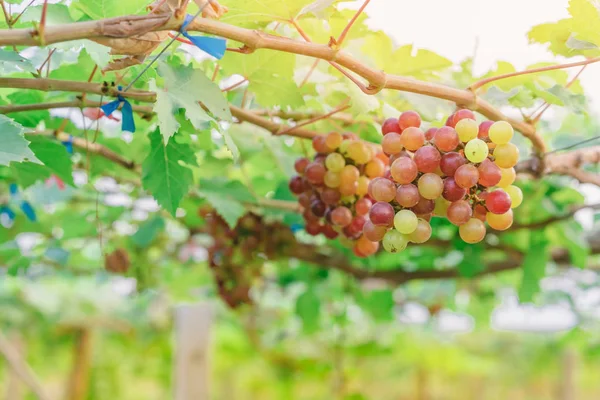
447, 200, 473, 226
477, 159, 502, 187
425, 127, 438, 141
294, 158, 310, 174
394, 209, 418, 234
339, 139, 352, 155
454, 164, 479, 189
455, 118, 478, 142
414, 145, 442, 173
398, 110, 421, 130
493, 143, 519, 168
504, 185, 523, 208
459, 218, 486, 243
305, 162, 326, 185
298, 193, 311, 208
355, 197, 373, 216
353, 245, 366, 257
289, 176, 306, 194
408, 218, 432, 243
343, 132, 359, 140
349, 215, 367, 234
325, 132, 343, 150
365, 158, 386, 178
321, 188, 341, 205
325, 153, 345, 172
487, 209, 513, 231
382, 118, 402, 135
478, 120, 493, 140
314, 154, 327, 165
331, 206, 353, 227
369, 201, 395, 226
339, 180, 358, 196
322, 224, 339, 239
442, 177, 467, 201
311, 199, 327, 217
488, 121, 514, 144
312, 135, 330, 153
305, 221, 322, 236
363, 220, 387, 242
396, 184, 420, 207
390, 157, 418, 184
357, 176, 370, 196
433, 197, 451, 216
418, 173, 444, 200
464, 138, 489, 163
355, 235, 379, 257
389, 151, 411, 165
303, 208, 319, 222
340, 165, 360, 182
445, 114, 454, 126
348, 141, 371, 164
433, 127, 460, 152
368, 177, 396, 202
375, 152, 390, 164
382, 230, 408, 253
401, 127, 425, 151
498, 167, 516, 188
324, 170, 341, 188
382, 132, 403, 155
473, 204, 487, 221
485, 189, 512, 214
412, 196, 435, 215
440, 152, 467, 176
448, 109, 476, 128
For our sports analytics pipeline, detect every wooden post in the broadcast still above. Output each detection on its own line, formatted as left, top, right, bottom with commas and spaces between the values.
174, 303, 213, 400
65, 328, 93, 400
4, 333, 25, 400
557, 347, 577, 400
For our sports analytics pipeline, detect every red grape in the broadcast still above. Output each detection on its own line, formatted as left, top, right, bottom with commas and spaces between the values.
355, 197, 373, 216
485, 189, 512, 214
447, 200, 473, 226
398, 111, 421, 130
303, 208, 319, 222
473, 204, 487, 221
449, 109, 476, 127
442, 177, 467, 202
305, 221, 322, 236
339, 180, 358, 196
321, 187, 341, 205
289, 176, 305, 194
369, 201, 395, 226
305, 162, 326, 185
312, 135, 330, 153
411, 196, 435, 215
433, 127, 460, 152
478, 120, 493, 140
355, 235, 379, 256
368, 177, 396, 202
478, 159, 502, 187
365, 158, 386, 178
322, 224, 339, 239
295, 158, 310, 174
349, 215, 367, 233
425, 127, 438, 141
382, 132, 403, 155
381, 117, 401, 135
389, 151, 411, 164
298, 192, 311, 208
342, 132, 359, 140
440, 152, 467, 177
310, 199, 326, 217
390, 157, 418, 184
363, 220, 387, 241
331, 206, 353, 227
400, 127, 425, 151
396, 184, 420, 207
454, 164, 479, 189
325, 132, 342, 150
414, 145, 441, 173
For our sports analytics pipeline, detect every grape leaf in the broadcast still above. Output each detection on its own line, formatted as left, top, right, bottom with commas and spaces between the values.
11, 136, 74, 188
142, 129, 199, 216
295, 288, 320, 332
221, 0, 315, 28
71, 0, 148, 20
196, 178, 256, 228
132, 217, 165, 248
518, 232, 549, 303
357, 289, 394, 322
0, 116, 40, 166
0, 49, 36, 74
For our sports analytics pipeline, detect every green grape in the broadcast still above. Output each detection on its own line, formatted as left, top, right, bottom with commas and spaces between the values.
464, 139, 489, 163
382, 230, 408, 253
504, 185, 523, 208
488, 121, 514, 144
455, 118, 478, 142
493, 143, 519, 168
394, 209, 418, 234
325, 153, 345, 172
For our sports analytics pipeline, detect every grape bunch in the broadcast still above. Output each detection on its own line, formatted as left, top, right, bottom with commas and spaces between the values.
289, 131, 391, 257
197, 208, 296, 308
290, 109, 523, 256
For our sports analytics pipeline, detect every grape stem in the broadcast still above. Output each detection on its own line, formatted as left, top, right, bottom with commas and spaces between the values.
334, 0, 371, 48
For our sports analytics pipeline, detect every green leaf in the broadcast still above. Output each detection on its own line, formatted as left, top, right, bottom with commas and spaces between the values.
19, 4, 74, 25
71, 0, 148, 20
358, 289, 394, 322
0, 49, 36, 73
196, 178, 256, 228
142, 129, 198, 216
518, 232, 550, 302
16, 136, 74, 187
131, 217, 165, 248
221, 0, 315, 28
566, 35, 598, 50
547, 222, 589, 269
295, 288, 320, 332
0, 116, 40, 166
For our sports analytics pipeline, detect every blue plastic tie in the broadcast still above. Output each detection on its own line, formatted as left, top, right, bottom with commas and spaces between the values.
20, 201, 37, 222
100, 86, 135, 133
9, 184, 18, 196
0, 205, 16, 222
180, 14, 227, 59
62, 135, 74, 154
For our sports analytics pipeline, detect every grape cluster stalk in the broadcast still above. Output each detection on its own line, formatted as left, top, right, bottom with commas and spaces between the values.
289, 110, 523, 256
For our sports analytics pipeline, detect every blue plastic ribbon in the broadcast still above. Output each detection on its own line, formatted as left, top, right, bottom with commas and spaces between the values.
20, 201, 36, 222
290, 223, 303, 233
100, 86, 135, 133
9, 183, 18, 196
62, 135, 74, 154
180, 14, 226, 59
0, 205, 15, 222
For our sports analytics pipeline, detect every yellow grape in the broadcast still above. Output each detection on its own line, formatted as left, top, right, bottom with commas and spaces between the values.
339, 180, 358, 196
325, 153, 345, 172
486, 210, 513, 231
357, 176, 370, 196
504, 185, 523, 208
340, 165, 360, 183
497, 167, 516, 188
433, 197, 451, 216
464, 139, 489, 163
348, 141, 371, 164
418, 173, 444, 200
455, 119, 478, 142
324, 170, 341, 188
459, 218, 486, 244
408, 218, 432, 243
326, 132, 343, 150
493, 143, 519, 168
394, 209, 419, 234
488, 121, 514, 145
339, 139, 352, 155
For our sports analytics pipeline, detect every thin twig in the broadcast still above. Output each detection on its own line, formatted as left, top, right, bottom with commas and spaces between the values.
275, 100, 351, 136
335, 0, 371, 47
7, 0, 35, 26
300, 58, 320, 88
221, 77, 247, 92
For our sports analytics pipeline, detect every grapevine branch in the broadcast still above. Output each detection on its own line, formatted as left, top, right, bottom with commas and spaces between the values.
0, 13, 545, 151
0, 99, 154, 116
510, 202, 600, 230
